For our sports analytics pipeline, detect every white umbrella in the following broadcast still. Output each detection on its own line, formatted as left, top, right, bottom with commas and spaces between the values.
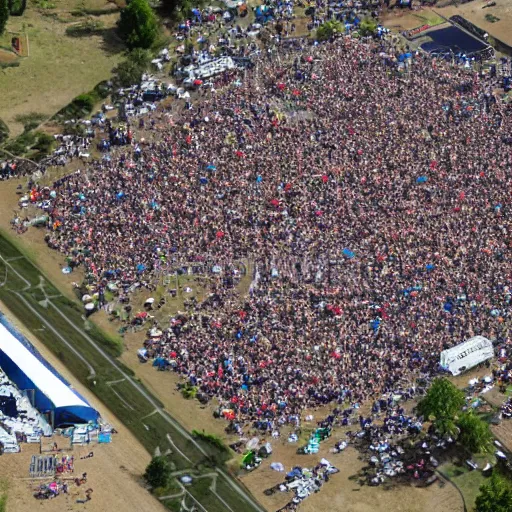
145, 297, 155, 304
82, 294, 92, 303
85, 303, 95, 311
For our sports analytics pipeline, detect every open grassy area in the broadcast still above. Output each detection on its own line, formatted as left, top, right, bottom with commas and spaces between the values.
413, 11, 445, 28
438, 453, 495, 512
0, 232, 264, 512
0, 0, 123, 137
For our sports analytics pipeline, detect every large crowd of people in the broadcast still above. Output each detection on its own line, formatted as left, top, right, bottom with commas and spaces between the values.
37, 33, 512, 426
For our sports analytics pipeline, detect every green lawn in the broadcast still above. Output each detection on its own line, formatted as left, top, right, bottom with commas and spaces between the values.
439, 454, 494, 511
0, 232, 264, 512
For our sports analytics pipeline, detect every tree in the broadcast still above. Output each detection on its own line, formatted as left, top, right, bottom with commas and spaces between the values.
144, 456, 172, 489
9, 0, 27, 16
476, 472, 512, 512
417, 378, 465, 436
118, 0, 158, 50
113, 49, 151, 87
0, 0, 9, 36
457, 412, 493, 454
358, 18, 378, 37
316, 20, 343, 42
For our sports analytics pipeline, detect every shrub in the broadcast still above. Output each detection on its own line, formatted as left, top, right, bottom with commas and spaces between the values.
15, 112, 46, 131
73, 93, 96, 112
476, 471, 512, 512
9, 0, 26, 16
358, 18, 378, 37
113, 48, 151, 87
144, 456, 172, 489
0, 0, 9, 36
457, 412, 493, 454
181, 382, 197, 399
33, 132, 55, 155
4, 131, 36, 156
316, 20, 343, 42
192, 430, 229, 453
0, 118, 9, 145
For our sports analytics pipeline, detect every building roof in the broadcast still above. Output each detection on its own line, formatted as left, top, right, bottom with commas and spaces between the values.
0, 323, 91, 410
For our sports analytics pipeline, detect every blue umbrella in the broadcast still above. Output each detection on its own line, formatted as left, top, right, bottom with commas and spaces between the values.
206, 164, 217, 172
256, 175, 263, 183
137, 264, 146, 272
426, 264, 435, 271
199, 177, 208, 184
416, 176, 428, 184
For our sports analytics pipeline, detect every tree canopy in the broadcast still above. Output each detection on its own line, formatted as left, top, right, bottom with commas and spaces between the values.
457, 411, 493, 454
144, 456, 172, 489
118, 0, 158, 50
0, 0, 9, 36
476, 472, 512, 512
417, 378, 465, 435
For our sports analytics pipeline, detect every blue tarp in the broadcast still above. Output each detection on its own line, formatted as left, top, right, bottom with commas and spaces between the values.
342, 248, 355, 259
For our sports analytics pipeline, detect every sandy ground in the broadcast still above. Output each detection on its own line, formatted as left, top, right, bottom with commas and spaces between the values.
0, 302, 165, 512
239, 444, 463, 512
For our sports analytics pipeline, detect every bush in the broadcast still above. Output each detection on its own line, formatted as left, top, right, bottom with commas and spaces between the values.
4, 131, 36, 156
181, 382, 197, 399
144, 456, 172, 489
476, 471, 512, 512
33, 131, 55, 155
73, 93, 96, 112
359, 18, 378, 37
0, 118, 9, 145
9, 0, 26, 15
457, 412, 493, 454
192, 430, 229, 453
113, 48, 151, 87
0, 0, 9, 36
316, 20, 343, 42
118, 0, 158, 49
15, 112, 46, 131
93, 80, 112, 100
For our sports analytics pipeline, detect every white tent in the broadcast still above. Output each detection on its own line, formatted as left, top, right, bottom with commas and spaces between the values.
440, 335, 494, 376
0, 323, 98, 426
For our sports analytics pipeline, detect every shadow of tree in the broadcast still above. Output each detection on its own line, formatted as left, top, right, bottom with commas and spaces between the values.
65, 25, 125, 56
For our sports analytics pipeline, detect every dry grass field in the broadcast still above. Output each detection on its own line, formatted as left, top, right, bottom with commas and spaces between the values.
0, 0, 124, 137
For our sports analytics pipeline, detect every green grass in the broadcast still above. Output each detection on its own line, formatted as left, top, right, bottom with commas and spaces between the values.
413, 11, 445, 28
439, 455, 494, 511
0, 232, 262, 512
0, 478, 7, 512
